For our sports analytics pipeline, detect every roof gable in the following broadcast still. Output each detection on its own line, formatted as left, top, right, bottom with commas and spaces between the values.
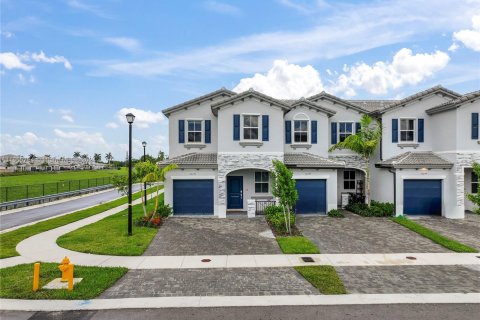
211, 89, 291, 115
289, 99, 336, 117
162, 88, 236, 117
307, 91, 369, 114
426, 90, 480, 115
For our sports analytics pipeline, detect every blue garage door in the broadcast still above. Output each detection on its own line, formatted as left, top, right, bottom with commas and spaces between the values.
295, 179, 327, 214
173, 180, 214, 215
404, 180, 442, 216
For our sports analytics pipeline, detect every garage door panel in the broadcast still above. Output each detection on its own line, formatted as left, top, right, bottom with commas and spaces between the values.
404, 180, 441, 216
173, 180, 213, 215
295, 179, 327, 214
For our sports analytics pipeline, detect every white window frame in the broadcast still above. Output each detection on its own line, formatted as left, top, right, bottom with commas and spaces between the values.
338, 122, 354, 143
399, 118, 416, 143
186, 118, 203, 144
254, 171, 269, 193
241, 113, 261, 141
343, 170, 356, 190
292, 113, 310, 144
473, 171, 479, 194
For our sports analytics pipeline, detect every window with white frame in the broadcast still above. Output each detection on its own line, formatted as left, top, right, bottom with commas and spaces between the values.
243, 115, 259, 140
339, 122, 353, 142
187, 120, 202, 143
400, 119, 415, 142
473, 171, 478, 194
255, 171, 269, 193
343, 170, 356, 190
294, 120, 309, 143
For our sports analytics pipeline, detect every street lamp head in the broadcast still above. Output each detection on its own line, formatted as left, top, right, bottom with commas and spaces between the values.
125, 113, 135, 124
142, 141, 147, 147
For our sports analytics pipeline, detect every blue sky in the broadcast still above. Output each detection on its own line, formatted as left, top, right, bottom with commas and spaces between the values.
1, 0, 479, 160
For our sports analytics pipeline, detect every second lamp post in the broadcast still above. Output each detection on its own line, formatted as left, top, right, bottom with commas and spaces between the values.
125, 112, 135, 236
142, 141, 147, 205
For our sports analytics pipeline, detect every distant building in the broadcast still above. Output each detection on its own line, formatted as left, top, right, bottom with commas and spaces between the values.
0, 154, 107, 172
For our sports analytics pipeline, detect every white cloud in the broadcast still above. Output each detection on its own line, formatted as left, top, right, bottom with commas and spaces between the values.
203, 1, 242, 15
328, 48, 450, 96
1, 31, 14, 38
16, 73, 36, 84
105, 122, 119, 129
62, 115, 74, 123
0, 52, 33, 71
29, 51, 72, 70
116, 108, 165, 129
277, 0, 328, 14
66, 0, 111, 19
450, 15, 480, 52
233, 60, 324, 99
53, 129, 107, 146
104, 37, 141, 53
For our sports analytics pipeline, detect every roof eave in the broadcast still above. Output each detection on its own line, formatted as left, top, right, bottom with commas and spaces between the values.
162, 89, 236, 117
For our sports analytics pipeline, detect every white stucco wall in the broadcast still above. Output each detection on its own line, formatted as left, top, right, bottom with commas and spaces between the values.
457, 100, 480, 151
292, 168, 338, 212
284, 106, 330, 157
430, 109, 457, 152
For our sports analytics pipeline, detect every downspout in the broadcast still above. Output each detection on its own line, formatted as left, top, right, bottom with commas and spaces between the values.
379, 117, 383, 161
388, 168, 396, 215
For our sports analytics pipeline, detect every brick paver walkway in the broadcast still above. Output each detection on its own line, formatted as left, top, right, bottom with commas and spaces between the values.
412, 213, 480, 251
297, 214, 449, 253
144, 217, 281, 256
101, 268, 317, 298
336, 265, 480, 294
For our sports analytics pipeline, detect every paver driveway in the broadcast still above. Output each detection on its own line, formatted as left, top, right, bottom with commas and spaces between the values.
296, 213, 449, 253
412, 213, 480, 251
144, 216, 281, 256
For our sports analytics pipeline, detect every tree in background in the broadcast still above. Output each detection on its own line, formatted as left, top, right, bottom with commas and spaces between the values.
73, 151, 81, 158
105, 152, 113, 166
157, 150, 166, 162
28, 154, 36, 161
44, 154, 51, 158
467, 162, 480, 214
329, 114, 382, 206
93, 153, 102, 163
271, 160, 298, 234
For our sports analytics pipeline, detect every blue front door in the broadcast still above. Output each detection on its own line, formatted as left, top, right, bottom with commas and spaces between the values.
227, 176, 243, 209
295, 179, 327, 214
404, 179, 442, 215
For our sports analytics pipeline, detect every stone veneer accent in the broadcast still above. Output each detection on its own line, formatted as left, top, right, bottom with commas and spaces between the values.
454, 152, 480, 206
330, 155, 368, 172
217, 153, 283, 205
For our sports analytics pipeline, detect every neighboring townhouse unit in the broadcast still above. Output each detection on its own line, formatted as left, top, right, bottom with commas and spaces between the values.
159, 86, 479, 219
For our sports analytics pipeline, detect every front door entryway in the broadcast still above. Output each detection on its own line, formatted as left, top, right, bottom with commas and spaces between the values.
227, 176, 243, 209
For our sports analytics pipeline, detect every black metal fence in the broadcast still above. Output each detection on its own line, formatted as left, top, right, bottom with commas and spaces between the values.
0, 177, 113, 203
255, 200, 276, 215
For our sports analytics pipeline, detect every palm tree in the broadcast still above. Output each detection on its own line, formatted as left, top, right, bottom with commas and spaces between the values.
329, 114, 382, 206
28, 154, 36, 161
73, 151, 81, 158
93, 153, 101, 163
143, 163, 178, 216
44, 154, 51, 158
105, 152, 113, 166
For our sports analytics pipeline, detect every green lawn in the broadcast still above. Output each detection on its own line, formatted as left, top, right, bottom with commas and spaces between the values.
392, 216, 478, 253
57, 194, 164, 256
0, 263, 127, 299
295, 266, 347, 295
0, 187, 159, 259
276, 236, 320, 254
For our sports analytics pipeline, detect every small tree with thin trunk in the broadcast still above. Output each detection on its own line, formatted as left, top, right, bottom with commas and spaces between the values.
467, 162, 480, 214
329, 114, 382, 206
134, 160, 158, 217
271, 160, 298, 234
143, 163, 178, 220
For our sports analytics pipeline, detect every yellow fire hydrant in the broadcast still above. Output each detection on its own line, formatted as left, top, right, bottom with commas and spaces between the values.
58, 256, 75, 291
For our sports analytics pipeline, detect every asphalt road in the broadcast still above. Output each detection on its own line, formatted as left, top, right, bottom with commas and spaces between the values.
1, 304, 479, 320
0, 184, 142, 231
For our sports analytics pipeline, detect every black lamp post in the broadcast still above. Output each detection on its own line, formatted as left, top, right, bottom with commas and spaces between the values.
142, 141, 147, 205
125, 112, 135, 236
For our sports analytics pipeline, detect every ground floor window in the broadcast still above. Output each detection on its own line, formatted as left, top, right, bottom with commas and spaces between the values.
255, 171, 269, 193
343, 170, 356, 190
473, 171, 478, 193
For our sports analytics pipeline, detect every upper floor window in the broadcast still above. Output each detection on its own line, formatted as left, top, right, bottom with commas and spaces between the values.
343, 170, 356, 190
473, 171, 478, 194
294, 120, 309, 143
243, 115, 259, 140
187, 120, 202, 143
400, 119, 415, 142
255, 171, 269, 193
339, 122, 353, 142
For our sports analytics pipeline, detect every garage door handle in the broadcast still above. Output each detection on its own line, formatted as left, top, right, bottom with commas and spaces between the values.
240, 190, 243, 199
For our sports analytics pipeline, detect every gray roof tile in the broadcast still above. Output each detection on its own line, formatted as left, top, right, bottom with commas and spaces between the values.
284, 153, 345, 168
376, 152, 453, 169
348, 100, 398, 112
158, 153, 217, 168
426, 90, 480, 115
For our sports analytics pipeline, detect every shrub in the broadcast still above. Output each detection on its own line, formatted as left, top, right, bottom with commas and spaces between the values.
327, 209, 344, 218
371, 200, 395, 216
156, 203, 173, 218
134, 216, 162, 228
346, 199, 394, 217
265, 205, 295, 233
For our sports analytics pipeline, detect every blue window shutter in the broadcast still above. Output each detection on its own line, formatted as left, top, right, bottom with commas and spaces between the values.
205, 120, 211, 144
262, 115, 269, 141
178, 120, 185, 143
311, 120, 317, 144
285, 121, 291, 144
233, 114, 240, 141
418, 118, 424, 143
331, 122, 337, 145
472, 113, 479, 140
355, 122, 361, 134
392, 119, 398, 143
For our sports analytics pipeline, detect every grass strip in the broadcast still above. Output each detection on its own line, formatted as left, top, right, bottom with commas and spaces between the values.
0, 263, 127, 300
0, 187, 159, 259
57, 194, 163, 256
295, 266, 347, 295
392, 216, 478, 253
276, 236, 320, 254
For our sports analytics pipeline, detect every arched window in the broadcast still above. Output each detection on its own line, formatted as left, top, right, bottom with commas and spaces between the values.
293, 113, 310, 143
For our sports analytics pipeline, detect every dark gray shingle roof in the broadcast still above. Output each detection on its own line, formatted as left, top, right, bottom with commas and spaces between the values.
426, 90, 480, 115
158, 153, 217, 168
284, 153, 345, 168
376, 152, 453, 169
